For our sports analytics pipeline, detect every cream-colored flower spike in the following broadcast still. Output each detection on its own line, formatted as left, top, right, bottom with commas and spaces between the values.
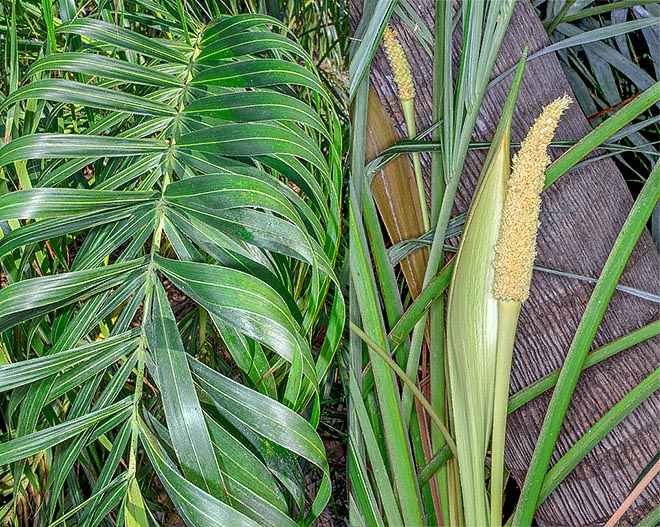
382, 26, 416, 102
493, 94, 572, 302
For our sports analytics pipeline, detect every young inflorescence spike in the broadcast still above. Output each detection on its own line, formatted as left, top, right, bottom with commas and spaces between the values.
493, 94, 572, 302
382, 26, 416, 102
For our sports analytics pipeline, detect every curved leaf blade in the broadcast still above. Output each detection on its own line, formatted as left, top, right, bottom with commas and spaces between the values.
176, 122, 328, 173
190, 60, 327, 98
0, 188, 158, 219
146, 280, 226, 499
26, 52, 182, 87
139, 419, 262, 527
0, 398, 132, 466
0, 259, 147, 333
183, 91, 329, 139
56, 19, 188, 64
0, 330, 138, 393
198, 31, 308, 63
0, 79, 177, 116
191, 358, 331, 526
0, 135, 167, 168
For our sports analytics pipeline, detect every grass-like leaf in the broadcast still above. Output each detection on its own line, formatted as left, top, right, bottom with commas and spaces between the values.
514, 160, 660, 526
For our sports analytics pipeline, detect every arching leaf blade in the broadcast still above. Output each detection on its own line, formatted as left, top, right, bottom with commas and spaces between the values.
0, 330, 138, 393
0, 259, 147, 333
190, 358, 331, 526
190, 60, 328, 99
139, 419, 262, 527
0, 79, 176, 116
183, 91, 329, 139
56, 19, 188, 64
0, 188, 158, 219
26, 52, 182, 87
0, 398, 132, 466
197, 31, 309, 63
146, 280, 227, 499
0, 135, 167, 168
176, 122, 328, 175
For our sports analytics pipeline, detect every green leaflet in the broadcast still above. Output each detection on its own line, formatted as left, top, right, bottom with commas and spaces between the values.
0, 330, 138, 392
190, 358, 331, 526
26, 52, 182, 87
145, 280, 227, 498
0, 79, 176, 116
190, 60, 328, 98
0, 398, 132, 466
139, 419, 262, 527
0, 259, 148, 333
56, 18, 188, 63
0, 135, 167, 168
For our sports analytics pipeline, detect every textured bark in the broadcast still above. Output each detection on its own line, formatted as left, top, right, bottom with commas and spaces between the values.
351, 0, 660, 525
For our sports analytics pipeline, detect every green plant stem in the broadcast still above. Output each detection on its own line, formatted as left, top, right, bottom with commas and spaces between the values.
351, 321, 458, 460
360, 260, 454, 398
431, 2, 450, 520
389, 259, 454, 350
490, 300, 521, 527
362, 177, 406, 332
345, 367, 404, 527
402, 98, 430, 231
429, 299, 449, 523
543, 0, 577, 34
418, 445, 452, 486
514, 161, 660, 526
401, 311, 429, 425
349, 203, 425, 526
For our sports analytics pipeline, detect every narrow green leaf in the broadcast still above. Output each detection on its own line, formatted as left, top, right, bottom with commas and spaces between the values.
0, 398, 131, 466
508, 321, 660, 412
0, 206, 151, 257
489, 18, 660, 90
348, 0, 396, 101
176, 122, 328, 172
0, 259, 147, 333
78, 421, 132, 527
191, 60, 327, 98
190, 358, 331, 526
202, 14, 288, 46
538, 366, 660, 504
26, 52, 182, 87
346, 368, 403, 527
0, 135, 167, 168
0, 188, 157, 219
0, 79, 176, 116
124, 477, 149, 527
515, 162, 660, 525
139, 419, 262, 527
204, 415, 287, 513
198, 32, 308, 63
146, 280, 226, 499
546, 81, 660, 187
154, 255, 316, 392
57, 19, 188, 64
0, 330, 138, 393
183, 91, 329, 139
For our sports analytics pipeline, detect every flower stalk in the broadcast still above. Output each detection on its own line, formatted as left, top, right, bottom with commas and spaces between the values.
445, 54, 528, 527
490, 95, 572, 526
382, 26, 430, 232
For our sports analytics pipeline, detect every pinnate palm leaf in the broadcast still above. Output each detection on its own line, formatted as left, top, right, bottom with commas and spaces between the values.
0, 7, 343, 526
